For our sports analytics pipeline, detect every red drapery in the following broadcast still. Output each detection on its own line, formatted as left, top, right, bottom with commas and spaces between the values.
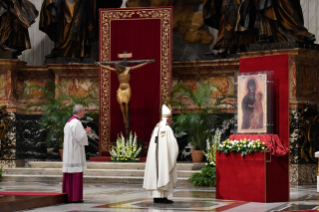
239, 54, 289, 147
99, 8, 173, 156
229, 134, 290, 156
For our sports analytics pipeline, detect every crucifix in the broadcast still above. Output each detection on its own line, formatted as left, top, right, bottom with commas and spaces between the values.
96, 51, 155, 138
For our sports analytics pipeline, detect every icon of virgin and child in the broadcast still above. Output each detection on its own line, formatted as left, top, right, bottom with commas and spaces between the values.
241, 79, 264, 130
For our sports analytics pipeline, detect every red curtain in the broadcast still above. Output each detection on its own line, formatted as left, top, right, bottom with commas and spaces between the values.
99, 8, 173, 156
109, 19, 161, 151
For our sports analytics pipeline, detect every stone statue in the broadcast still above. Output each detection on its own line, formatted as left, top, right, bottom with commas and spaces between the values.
127, 0, 214, 45
98, 60, 153, 126
39, 0, 96, 58
236, 0, 315, 43
0, 0, 38, 57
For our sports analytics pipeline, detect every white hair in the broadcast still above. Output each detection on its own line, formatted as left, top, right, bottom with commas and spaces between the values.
73, 104, 83, 114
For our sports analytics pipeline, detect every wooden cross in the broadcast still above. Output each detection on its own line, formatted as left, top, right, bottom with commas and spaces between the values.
96, 51, 155, 139
97, 51, 155, 67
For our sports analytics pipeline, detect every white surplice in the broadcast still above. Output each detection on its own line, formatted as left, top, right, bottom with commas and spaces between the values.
143, 119, 179, 197
62, 118, 88, 173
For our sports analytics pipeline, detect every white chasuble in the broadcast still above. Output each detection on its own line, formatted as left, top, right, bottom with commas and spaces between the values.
62, 119, 88, 173
143, 121, 179, 197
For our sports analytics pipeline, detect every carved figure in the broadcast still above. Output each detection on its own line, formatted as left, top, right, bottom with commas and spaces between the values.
98, 61, 153, 125
236, 0, 315, 43
203, 0, 242, 54
39, 0, 96, 58
0, 0, 38, 56
127, 0, 214, 45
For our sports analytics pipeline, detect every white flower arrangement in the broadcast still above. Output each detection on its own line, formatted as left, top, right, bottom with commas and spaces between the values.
110, 132, 142, 162
203, 132, 220, 166
218, 138, 268, 156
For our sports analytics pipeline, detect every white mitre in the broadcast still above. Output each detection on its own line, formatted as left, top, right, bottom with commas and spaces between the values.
162, 104, 172, 118
160, 104, 172, 127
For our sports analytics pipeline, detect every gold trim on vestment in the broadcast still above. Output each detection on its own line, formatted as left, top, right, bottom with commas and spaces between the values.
162, 114, 172, 118
100, 8, 172, 152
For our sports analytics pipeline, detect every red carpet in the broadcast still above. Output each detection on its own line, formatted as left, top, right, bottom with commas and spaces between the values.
0, 192, 65, 196
286, 211, 317, 212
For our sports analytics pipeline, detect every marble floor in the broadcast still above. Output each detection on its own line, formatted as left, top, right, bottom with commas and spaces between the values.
0, 181, 318, 212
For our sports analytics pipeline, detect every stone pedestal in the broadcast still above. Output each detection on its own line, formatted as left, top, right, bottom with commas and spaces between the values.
0, 60, 25, 169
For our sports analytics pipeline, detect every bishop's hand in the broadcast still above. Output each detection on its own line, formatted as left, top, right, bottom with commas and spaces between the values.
85, 127, 92, 134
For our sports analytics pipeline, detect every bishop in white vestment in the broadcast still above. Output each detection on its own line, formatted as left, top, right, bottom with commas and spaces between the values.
62, 105, 91, 203
143, 104, 179, 204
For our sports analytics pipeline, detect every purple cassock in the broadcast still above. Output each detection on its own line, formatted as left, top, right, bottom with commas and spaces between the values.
62, 172, 83, 202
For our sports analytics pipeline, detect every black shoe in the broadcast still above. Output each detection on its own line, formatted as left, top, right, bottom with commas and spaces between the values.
162, 197, 174, 204
153, 198, 163, 203
68, 200, 84, 203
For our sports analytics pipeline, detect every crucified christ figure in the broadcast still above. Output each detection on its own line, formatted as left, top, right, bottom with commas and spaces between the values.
99, 60, 153, 126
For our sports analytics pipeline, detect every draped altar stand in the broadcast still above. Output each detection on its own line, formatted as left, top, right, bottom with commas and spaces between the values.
216, 135, 290, 202
216, 51, 308, 202
216, 151, 289, 202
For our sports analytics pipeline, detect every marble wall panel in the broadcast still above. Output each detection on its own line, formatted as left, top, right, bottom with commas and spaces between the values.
0, 74, 5, 97
49, 64, 99, 113
172, 60, 238, 113
14, 114, 99, 161
60, 78, 99, 99
0, 110, 17, 169
290, 164, 317, 185
172, 75, 235, 110
17, 79, 48, 101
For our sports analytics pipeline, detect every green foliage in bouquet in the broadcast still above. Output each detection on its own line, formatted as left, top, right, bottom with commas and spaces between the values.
188, 166, 216, 187
218, 138, 269, 156
110, 132, 142, 162
0, 169, 2, 182
203, 132, 220, 166
188, 133, 219, 187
